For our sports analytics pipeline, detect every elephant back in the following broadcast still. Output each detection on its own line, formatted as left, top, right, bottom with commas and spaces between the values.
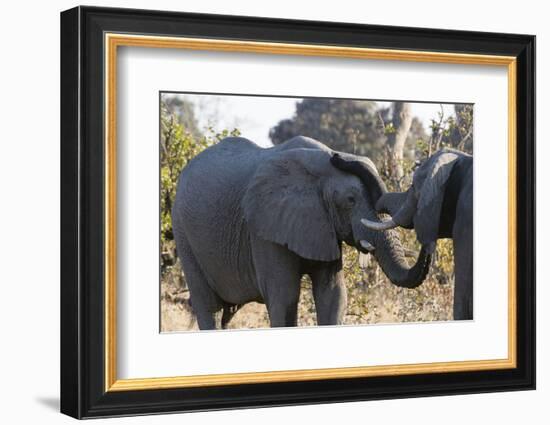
173, 137, 262, 226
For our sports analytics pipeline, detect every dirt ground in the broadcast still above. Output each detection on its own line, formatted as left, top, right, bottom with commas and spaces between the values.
160, 242, 454, 332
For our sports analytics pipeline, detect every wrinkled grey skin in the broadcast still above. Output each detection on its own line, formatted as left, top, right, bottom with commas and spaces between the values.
172, 136, 431, 329
336, 148, 473, 320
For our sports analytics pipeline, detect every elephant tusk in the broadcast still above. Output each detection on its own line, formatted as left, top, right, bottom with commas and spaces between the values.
361, 217, 398, 231
360, 240, 375, 252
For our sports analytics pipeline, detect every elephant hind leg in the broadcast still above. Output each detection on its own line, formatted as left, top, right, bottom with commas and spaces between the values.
175, 235, 222, 330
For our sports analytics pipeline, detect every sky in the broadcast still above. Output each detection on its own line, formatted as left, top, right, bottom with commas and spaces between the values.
167, 93, 460, 148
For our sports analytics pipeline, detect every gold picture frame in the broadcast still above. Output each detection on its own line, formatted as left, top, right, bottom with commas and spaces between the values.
105, 34, 517, 392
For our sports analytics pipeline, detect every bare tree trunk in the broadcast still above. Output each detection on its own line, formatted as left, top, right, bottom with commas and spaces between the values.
387, 102, 413, 183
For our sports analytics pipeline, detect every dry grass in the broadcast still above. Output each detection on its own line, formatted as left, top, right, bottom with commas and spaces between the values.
160, 234, 454, 332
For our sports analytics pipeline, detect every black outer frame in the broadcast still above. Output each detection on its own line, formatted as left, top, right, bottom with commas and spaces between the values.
60, 5, 535, 419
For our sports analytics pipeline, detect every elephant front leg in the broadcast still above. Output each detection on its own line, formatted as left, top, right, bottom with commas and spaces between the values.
453, 236, 473, 320
251, 237, 302, 328
261, 268, 302, 328
266, 293, 300, 327
452, 205, 473, 320
310, 263, 347, 326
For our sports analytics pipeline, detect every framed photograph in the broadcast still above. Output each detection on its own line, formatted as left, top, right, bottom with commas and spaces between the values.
60, 6, 535, 419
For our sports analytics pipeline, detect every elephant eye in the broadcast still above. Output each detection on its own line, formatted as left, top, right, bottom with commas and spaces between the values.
346, 195, 356, 205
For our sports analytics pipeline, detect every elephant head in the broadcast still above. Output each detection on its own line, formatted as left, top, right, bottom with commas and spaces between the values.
243, 147, 431, 288
359, 148, 470, 251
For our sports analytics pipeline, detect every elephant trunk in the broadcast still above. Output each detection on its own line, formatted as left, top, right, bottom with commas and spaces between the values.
363, 190, 416, 230
330, 152, 430, 288
376, 191, 408, 215
373, 230, 432, 288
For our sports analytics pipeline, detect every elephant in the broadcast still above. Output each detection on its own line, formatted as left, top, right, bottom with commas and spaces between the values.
331, 148, 473, 320
172, 136, 431, 330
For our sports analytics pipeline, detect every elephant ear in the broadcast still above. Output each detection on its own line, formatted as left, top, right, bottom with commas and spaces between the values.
243, 149, 340, 262
414, 152, 459, 246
